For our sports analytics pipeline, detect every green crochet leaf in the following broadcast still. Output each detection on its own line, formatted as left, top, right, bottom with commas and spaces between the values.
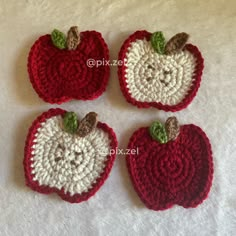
51, 29, 66, 49
149, 121, 168, 144
151, 31, 166, 54
63, 112, 78, 134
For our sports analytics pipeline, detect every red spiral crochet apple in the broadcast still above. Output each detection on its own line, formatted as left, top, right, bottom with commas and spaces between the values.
24, 108, 118, 203
118, 31, 204, 111
28, 26, 109, 104
126, 117, 213, 210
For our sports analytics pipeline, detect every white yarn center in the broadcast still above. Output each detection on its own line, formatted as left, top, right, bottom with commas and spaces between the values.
125, 39, 196, 105
30, 116, 111, 196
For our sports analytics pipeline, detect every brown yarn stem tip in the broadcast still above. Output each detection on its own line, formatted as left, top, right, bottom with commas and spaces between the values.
165, 117, 180, 141
77, 112, 98, 137
66, 26, 80, 50
164, 32, 189, 55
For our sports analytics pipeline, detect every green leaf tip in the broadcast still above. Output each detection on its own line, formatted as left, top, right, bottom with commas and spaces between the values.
63, 112, 78, 134
149, 121, 168, 144
151, 31, 166, 54
51, 29, 66, 49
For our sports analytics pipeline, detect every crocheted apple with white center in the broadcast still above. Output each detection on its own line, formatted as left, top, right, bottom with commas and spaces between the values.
126, 117, 213, 210
28, 26, 109, 104
24, 108, 117, 203
118, 31, 204, 111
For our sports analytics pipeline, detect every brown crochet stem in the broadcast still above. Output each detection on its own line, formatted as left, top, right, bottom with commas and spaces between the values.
164, 33, 189, 55
66, 26, 80, 50
165, 117, 180, 141
77, 112, 98, 137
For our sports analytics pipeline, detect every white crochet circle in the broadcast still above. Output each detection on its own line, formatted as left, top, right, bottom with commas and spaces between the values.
30, 116, 111, 196
125, 39, 197, 105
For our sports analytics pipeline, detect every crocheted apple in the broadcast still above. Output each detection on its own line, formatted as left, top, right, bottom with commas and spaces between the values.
118, 31, 204, 111
126, 117, 213, 211
28, 26, 109, 104
24, 108, 117, 203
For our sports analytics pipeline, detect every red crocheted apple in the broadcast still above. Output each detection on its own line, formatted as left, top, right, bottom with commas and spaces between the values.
118, 31, 204, 111
28, 26, 109, 104
24, 108, 117, 203
126, 117, 213, 211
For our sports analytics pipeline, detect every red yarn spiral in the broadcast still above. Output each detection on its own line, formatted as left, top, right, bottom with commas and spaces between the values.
28, 31, 110, 104
126, 124, 213, 210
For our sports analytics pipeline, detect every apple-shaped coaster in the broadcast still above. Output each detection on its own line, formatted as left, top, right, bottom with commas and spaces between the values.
24, 108, 118, 203
118, 31, 204, 111
126, 117, 213, 210
28, 26, 109, 104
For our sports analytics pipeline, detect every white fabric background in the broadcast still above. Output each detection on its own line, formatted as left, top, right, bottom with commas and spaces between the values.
0, 0, 235, 235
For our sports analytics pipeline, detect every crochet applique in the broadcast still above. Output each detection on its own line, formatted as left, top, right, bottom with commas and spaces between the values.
28, 26, 110, 104
126, 117, 213, 211
24, 108, 118, 203
118, 31, 204, 111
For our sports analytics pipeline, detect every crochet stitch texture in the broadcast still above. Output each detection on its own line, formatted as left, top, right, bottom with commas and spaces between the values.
28, 31, 109, 104
118, 30, 204, 111
24, 108, 118, 203
126, 122, 213, 210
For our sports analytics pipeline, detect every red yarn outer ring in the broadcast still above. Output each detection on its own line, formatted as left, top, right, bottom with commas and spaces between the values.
126, 124, 213, 211
28, 31, 110, 104
24, 108, 118, 203
118, 30, 204, 112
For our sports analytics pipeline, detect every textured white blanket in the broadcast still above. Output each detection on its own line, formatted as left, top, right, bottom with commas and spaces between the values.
0, 0, 235, 235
